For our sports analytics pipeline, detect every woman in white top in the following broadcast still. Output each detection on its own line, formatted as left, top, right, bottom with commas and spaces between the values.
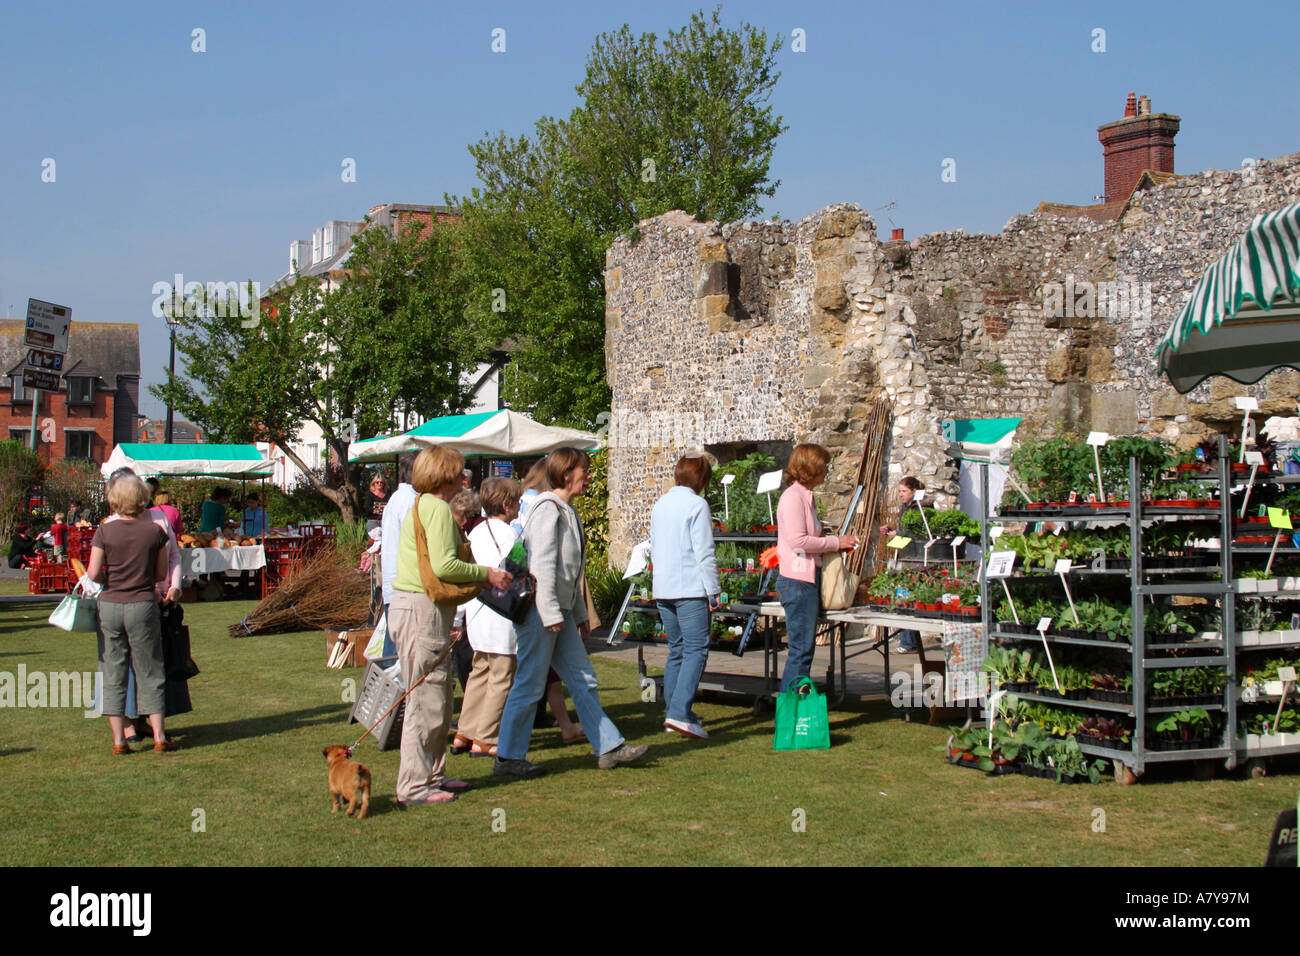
452, 477, 524, 758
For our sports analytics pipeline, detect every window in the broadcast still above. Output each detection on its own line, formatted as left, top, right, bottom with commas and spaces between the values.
9, 428, 31, 443
10, 376, 28, 403
65, 431, 94, 460
68, 377, 94, 404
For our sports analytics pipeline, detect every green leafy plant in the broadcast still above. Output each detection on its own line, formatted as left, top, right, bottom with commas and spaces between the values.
707, 452, 778, 531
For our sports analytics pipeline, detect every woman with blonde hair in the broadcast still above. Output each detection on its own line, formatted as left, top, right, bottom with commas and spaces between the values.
775, 444, 859, 691
86, 474, 174, 754
390, 446, 512, 806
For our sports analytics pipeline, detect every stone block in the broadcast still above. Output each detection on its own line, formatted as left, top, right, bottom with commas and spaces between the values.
813, 283, 848, 311
1091, 388, 1138, 435
697, 236, 729, 264
695, 261, 729, 298
813, 208, 862, 240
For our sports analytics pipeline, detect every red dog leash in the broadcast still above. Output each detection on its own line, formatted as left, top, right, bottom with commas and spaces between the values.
345, 631, 462, 756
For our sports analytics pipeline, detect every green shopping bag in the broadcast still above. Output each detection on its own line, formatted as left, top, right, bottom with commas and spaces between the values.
773, 677, 831, 750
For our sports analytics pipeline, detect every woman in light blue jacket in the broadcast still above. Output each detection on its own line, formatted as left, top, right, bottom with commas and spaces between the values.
650, 452, 720, 739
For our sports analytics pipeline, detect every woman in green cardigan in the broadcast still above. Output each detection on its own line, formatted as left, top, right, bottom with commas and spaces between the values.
391, 446, 512, 807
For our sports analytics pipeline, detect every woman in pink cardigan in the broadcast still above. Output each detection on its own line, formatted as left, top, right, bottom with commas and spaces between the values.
775, 444, 858, 691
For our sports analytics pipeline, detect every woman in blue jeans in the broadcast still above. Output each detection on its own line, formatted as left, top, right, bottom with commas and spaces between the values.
775, 444, 859, 691
650, 452, 720, 739
493, 448, 648, 778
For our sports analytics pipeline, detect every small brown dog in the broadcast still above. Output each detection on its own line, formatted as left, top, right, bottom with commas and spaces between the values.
322, 745, 371, 820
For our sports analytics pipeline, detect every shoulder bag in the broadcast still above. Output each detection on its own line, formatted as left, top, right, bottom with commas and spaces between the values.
410, 494, 483, 606
476, 521, 537, 624
820, 551, 860, 611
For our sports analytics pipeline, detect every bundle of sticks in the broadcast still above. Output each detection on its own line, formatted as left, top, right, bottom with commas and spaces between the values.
843, 391, 894, 578
229, 547, 371, 637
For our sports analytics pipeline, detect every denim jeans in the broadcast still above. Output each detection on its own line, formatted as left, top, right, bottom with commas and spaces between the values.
897, 628, 920, 652
657, 598, 710, 723
776, 574, 820, 692
497, 606, 624, 760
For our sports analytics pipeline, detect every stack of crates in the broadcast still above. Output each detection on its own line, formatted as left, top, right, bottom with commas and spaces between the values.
28, 562, 74, 594
66, 527, 94, 564
260, 536, 306, 598
300, 523, 336, 559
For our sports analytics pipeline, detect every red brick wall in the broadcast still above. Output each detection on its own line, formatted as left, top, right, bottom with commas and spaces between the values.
3, 387, 116, 466
1098, 116, 1180, 205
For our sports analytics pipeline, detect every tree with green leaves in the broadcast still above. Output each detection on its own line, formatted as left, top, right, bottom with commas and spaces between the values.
454, 7, 785, 428
0, 439, 43, 546
151, 221, 479, 522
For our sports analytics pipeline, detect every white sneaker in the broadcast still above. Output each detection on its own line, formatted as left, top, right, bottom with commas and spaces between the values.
664, 718, 708, 739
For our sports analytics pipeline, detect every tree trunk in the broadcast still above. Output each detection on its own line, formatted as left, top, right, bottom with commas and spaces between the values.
274, 440, 358, 524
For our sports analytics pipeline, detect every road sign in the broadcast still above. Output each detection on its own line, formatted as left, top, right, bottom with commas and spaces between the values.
22, 367, 61, 392
26, 348, 64, 372
25, 298, 72, 353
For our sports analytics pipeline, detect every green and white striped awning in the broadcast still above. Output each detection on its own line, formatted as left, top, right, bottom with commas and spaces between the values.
1157, 201, 1300, 393
348, 409, 600, 463
101, 443, 274, 478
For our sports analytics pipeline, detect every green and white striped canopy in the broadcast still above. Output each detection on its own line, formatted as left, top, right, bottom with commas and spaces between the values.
101, 443, 274, 478
1157, 201, 1300, 393
348, 409, 600, 463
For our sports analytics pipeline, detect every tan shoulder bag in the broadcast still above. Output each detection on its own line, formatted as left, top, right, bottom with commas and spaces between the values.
410, 494, 482, 605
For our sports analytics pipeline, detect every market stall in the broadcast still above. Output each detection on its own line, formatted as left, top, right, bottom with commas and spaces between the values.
347, 408, 601, 464
100, 443, 291, 600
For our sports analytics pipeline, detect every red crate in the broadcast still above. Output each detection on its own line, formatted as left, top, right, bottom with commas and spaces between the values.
28, 562, 75, 594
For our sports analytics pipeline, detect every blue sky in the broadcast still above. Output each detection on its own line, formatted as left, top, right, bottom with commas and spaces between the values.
2, 0, 1296, 417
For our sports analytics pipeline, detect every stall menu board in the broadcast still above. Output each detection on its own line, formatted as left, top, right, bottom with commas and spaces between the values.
490, 460, 513, 478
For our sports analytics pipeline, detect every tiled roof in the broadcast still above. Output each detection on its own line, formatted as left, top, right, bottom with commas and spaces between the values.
0, 320, 139, 382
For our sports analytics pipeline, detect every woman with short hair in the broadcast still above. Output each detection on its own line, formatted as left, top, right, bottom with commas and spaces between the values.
390, 447, 512, 806
86, 475, 175, 754
775, 444, 859, 691
453, 477, 524, 757
650, 452, 720, 739
494, 448, 647, 778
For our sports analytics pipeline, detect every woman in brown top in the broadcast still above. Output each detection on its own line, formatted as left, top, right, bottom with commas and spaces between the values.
85, 475, 174, 754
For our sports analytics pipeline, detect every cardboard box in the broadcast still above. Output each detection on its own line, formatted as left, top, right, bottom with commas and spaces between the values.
325, 627, 373, 668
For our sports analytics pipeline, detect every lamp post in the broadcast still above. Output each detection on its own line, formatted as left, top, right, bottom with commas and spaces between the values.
164, 298, 181, 444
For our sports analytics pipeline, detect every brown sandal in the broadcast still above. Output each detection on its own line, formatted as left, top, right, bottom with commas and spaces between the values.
112, 743, 132, 756
450, 734, 473, 755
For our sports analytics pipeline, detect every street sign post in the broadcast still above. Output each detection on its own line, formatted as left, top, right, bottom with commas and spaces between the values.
24, 299, 72, 354
22, 368, 61, 392
26, 348, 64, 372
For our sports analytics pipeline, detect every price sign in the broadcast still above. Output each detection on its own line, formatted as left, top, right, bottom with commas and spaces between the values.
1086, 431, 1110, 446
1269, 508, 1293, 530
887, 536, 911, 549
1235, 397, 1259, 411
950, 535, 967, 549
986, 550, 1016, 578
913, 489, 926, 503
1054, 558, 1072, 574
1036, 617, 1052, 633
1279, 667, 1297, 682
755, 470, 782, 495
1246, 451, 1265, 465
989, 525, 1004, 540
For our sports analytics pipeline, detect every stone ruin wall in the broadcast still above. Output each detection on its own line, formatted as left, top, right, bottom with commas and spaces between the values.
604, 153, 1300, 564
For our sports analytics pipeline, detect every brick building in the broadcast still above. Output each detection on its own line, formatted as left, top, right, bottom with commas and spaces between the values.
1, 321, 140, 465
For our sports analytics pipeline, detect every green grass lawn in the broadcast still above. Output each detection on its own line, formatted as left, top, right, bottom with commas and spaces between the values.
0, 593, 1294, 866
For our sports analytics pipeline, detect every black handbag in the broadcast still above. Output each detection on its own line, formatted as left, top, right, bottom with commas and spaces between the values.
477, 557, 537, 624
160, 601, 200, 681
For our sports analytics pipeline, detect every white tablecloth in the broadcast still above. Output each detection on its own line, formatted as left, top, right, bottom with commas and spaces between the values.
181, 545, 266, 582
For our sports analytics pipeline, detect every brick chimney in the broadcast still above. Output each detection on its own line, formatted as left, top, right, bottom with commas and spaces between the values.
1096, 92, 1180, 204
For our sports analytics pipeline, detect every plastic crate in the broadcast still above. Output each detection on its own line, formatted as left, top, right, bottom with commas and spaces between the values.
28, 562, 74, 594
348, 657, 405, 751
